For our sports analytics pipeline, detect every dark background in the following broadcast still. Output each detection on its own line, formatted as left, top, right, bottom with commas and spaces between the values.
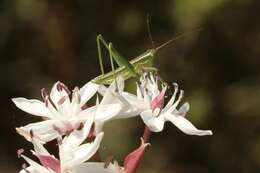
1, 0, 260, 172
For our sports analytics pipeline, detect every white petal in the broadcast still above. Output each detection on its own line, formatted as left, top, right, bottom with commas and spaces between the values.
19, 166, 38, 173
164, 113, 213, 136
12, 98, 51, 118
80, 81, 99, 106
61, 117, 94, 151
116, 92, 147, 118
94, 103, 122, 122
177, 102, 190, 116
50, 82, 70, 111
121, 92, 141, 105
100, 76, 124, 104
140, 110, 165, 132
21, 155, 52, 173
100, 91, 117, 105
90, 103, 123, 134
32, 140, 51, 156
16, 120, 60, 143
63, 132, 104, 169
76, 106, 96, 120
97, 85, 108, 96
71, 162, 122, 173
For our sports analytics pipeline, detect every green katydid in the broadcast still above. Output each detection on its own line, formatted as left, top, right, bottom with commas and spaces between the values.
92, 29, 202, 85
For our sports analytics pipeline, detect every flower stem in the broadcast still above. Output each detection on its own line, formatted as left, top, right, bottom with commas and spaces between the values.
142, 125, 152, 143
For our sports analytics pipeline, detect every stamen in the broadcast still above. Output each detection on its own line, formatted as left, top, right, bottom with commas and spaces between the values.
58, 96, 66, 105
44, 98, 48, 107
41, 117, 49, 121
168, 89, 184, 113
29, 130, 34, 139
136, 83, 144, 98
87, 123, 96, 142
41, 88, 49, 107
48, 97, 58, 110
178, 90, 184, 102
41, 88, 48, 100
172, 82, 178, 91
81, 104, 89, 110
155, 74, 160, 84
17, 148, 24, 158
77, 122, 84, 130
22, 163, 30, 173
56, 82, 62, 91
58, 82, 71, 95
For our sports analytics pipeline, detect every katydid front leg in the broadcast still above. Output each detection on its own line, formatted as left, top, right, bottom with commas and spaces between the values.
96, 34, 138, 79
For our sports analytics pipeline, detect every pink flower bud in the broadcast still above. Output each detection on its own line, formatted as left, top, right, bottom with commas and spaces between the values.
123, 138, 150, 173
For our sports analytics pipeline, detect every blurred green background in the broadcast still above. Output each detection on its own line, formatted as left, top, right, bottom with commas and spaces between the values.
1, 0, 260, 172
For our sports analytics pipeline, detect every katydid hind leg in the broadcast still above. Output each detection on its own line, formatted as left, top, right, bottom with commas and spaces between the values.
96, 34, 138, 78
97, 34, 105, 75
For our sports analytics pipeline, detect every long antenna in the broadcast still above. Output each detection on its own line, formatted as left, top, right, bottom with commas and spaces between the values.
155, 28, 203, 51
146, 14, 156, 49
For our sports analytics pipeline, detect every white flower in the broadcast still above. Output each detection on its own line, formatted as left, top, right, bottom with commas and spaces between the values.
138, 73, 213, 135
13, 81, 121, 143
19, 119, 104, 173
100, 73, 212, 136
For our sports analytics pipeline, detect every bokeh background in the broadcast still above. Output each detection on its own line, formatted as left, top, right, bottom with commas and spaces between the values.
1, 0, 260, 172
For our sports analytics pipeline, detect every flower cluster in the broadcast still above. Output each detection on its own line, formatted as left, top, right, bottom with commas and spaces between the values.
14, 73, 212, 173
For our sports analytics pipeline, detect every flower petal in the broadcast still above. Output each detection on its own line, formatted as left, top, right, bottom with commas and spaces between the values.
21, 155, 52, 173
100, 76, 124, 104
115, 92, 147, 119
12, 98, 51, 118
50, 82, 71, 111
62, 132, 104, 169
16, 120, 60, 143
32, 140, 51, 156
140, 110, 165, 132
95, 103, 122, 122
164, 113, 213, 136
19, 166, 38, 173
177, 102, 190, 116
80, 81, 99, 106
71, 162, 122, 173
97, 85, 108, 96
